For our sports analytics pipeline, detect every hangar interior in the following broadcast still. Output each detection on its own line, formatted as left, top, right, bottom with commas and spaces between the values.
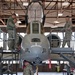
0, 0, 75, 75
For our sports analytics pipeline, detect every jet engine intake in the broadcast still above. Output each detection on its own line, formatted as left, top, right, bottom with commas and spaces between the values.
47, 34, 61, 48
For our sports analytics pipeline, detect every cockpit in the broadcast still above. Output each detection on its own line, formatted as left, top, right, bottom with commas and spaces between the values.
26, 1, 45, 34
26, 21, 44, 34
31, 21, 40, 34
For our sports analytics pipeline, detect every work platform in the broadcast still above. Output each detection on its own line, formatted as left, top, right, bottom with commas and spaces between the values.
0, 50, 19, 75
51, 48, 74, 54
0, 47, 75, 74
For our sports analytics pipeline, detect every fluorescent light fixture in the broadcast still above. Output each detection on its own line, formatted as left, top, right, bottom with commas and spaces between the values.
51, 26, 58, 28
23, 2, 28, 6
16, 13, 19, 16
17, 21, 21, 24
58, 12, 63, 16
62, 1, 69, 6
54, 21, 60, 23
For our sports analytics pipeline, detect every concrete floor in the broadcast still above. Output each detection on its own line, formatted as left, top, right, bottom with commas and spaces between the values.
3, 72, 67, 75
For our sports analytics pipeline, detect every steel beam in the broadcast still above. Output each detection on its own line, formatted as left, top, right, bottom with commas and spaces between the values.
51, 48, 74, 54
60, 53, 75, 67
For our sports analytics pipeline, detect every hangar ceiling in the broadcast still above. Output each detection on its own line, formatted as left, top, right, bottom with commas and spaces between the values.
0, 0, 75, 32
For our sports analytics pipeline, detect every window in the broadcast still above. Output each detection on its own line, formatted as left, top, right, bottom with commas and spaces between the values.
31, 38, 40, 42
32, 22, 39, 34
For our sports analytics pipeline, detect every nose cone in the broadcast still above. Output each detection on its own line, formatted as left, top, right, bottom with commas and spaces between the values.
30, 46, 49, 63
30, 46, 44, 64
20, 46, 49, 64
31, 46, 42, 55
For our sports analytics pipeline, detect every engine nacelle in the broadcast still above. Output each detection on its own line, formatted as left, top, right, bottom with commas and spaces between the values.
47, 34, 61, 48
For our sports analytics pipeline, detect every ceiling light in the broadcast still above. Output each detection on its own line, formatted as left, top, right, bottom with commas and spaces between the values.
16, 13, 19, 16
62, 1, 69, 6
23, 2, 29, 6
58, 13, 63, 16
51, 26, 58, 28
17, 21, 21, 24
54, 21, 60, 24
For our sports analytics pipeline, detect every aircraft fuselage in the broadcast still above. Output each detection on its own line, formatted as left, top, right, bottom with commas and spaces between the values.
21, 34, 50, 64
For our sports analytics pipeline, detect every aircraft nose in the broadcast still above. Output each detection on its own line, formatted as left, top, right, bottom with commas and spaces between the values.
33, 57, 41, 64
31, 46, 47, 54
30, 46, 46, 64
31, 46, 43, 54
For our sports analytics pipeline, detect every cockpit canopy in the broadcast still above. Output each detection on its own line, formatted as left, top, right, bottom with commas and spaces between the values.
30, 21, 41, 34
26, 21, 44, 34
26, 1, 44, 34
27, 2, 44, 23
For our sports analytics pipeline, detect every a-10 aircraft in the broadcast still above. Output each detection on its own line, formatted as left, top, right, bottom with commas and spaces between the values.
1, 1, 75, 74
19, 0, 75, 68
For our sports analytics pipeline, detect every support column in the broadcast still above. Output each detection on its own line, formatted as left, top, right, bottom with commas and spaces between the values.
3, 32, 7, 50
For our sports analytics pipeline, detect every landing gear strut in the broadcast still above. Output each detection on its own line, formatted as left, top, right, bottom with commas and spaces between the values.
36, 66, 38, 75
